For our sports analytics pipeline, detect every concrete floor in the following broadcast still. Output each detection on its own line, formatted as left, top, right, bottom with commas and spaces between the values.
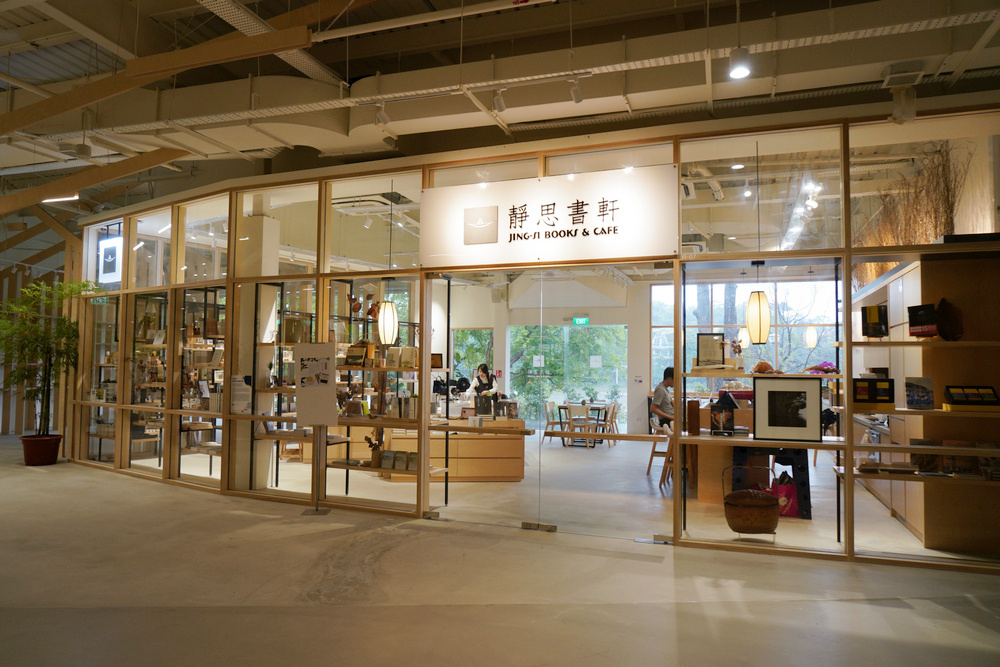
2, 435, 1000, 666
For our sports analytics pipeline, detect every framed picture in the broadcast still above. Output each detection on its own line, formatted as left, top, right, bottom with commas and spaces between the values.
696, 333, 725, 367
97, 236, 122, 284
753, 376, 823, 442
213, 369, 224, 383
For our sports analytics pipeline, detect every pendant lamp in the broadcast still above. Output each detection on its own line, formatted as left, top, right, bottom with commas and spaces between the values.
378, 301, 398, 346
746, 260, 770, 345
805, 326, 818, 349
746, 291, 770, 344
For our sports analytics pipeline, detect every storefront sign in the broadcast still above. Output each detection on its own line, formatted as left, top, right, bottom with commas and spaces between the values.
420, 165, 678, 268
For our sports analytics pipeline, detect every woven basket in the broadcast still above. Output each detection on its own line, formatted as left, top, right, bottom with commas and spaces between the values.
724, 489, 779, 534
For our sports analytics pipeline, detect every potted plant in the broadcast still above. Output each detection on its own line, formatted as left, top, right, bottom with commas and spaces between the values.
0, 280, 97, 465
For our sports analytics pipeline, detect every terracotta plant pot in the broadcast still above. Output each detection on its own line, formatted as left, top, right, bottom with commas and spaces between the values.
21, 434, 63, 466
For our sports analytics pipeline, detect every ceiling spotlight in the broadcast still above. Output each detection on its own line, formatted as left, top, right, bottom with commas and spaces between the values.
806, 197, 819, 210
744, 183, 753, 198
375, 104, 391, 125
569, 79, 583, 104
729, 46, 751, 79
493, 89, 506, 113
732, 163, 744, 170
363, 216, 373, 229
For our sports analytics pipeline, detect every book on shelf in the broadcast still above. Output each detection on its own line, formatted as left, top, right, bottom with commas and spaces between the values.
904, 377, 934, 409
407, 451, 419, 471
399, 346, 418, 369
909, 438, 941, 472
380, 450, 395, 469
393, 450, 408, 470
907, 303, 938, 337
861, 305, 888, 338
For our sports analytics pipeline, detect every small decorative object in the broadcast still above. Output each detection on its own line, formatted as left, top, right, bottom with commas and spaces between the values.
942, 385, 1000, 411
365, 428, 384, 467
752, 360, 774, 374
861, 305, 888, 338
905, 377, 934, 409
803, 362, 839, 374
853, 378, 895, 408
710, 402, 735, 436
431, 353, 444, 369
753, 376, 823, 442
730, 337, 743, 357
907, 303, 938, 337
696, 333, 725, 367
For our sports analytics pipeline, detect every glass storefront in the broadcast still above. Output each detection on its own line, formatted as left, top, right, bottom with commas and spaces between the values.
70, 109, 1000, 572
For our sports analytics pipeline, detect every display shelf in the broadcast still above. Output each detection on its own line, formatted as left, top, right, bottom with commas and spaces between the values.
337, 365, 419, 372
684, 369, 749, 378
834, 340, 1000, 348
87, 432, 117, 440
257, 386, 297, 393
135, 343, 167, 349
135, 382, 167, 388
851, 442, 1000, 456
326, 461, 447, 475
842, 405, 1000, 418
678, 434, 845, 448
834, 466, 1000, 486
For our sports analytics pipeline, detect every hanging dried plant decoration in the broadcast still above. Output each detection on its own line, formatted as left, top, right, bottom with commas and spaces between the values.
853, 140, 973, 290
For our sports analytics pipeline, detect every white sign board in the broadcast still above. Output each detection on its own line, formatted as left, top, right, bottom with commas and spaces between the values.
420, 165, 678, 268
294, 343, 338, 426
590, 356, 602, 369
230, 375, 252, 415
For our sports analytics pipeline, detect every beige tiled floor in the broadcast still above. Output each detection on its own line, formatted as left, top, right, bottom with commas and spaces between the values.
2, 435, 999, 665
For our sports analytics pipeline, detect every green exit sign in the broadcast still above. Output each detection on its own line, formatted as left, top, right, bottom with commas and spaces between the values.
572, 317, 589, 325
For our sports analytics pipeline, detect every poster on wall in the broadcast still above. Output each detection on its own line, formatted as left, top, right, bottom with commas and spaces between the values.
294, 343, 338, 426
97, 237, 122, 284
420, 165, 678, 268
230, 375, 251, 415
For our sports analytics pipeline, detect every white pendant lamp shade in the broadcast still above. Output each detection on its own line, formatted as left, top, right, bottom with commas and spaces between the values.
378, 301, 398, 346
746, 291, 770, 344
729, 46, 751, 79
738, 327, 751, 350
805, 325, 818, 349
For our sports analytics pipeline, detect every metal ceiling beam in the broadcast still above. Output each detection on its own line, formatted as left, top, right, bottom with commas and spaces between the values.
0, 148, 189, 218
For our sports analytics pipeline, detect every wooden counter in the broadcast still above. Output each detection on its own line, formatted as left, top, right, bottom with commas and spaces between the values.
388, 418, 526, 482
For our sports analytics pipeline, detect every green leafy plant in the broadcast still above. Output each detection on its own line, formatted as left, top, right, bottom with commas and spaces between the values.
0, 280, 97, 436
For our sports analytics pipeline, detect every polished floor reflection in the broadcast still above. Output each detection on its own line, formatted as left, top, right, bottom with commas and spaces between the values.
2, 435, 998, 666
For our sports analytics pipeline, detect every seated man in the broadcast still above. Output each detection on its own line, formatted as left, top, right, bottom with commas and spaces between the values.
650, 366, 674, 428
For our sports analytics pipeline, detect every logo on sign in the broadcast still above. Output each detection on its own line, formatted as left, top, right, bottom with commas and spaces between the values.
463, 206, 498, 245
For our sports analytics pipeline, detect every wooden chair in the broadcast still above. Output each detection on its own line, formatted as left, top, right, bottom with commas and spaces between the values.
602, 402, 618, 446
543, 401, 561, 445
567, 403, 597, 447
648, 417, 674, 485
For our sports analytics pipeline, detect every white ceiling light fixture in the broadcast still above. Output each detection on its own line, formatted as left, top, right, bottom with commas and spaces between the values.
375, 104, 391, 125
729, 1, 751, 80
569, 79, 584, 104
42, 193, 79, 203
493, 89, 506, 112
732, 163, 744, 170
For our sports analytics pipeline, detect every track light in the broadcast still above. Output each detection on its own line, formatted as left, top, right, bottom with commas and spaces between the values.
729, 47, 751, 79
363, 216, 373, 229
493, 89, 506, 112
569, 80, 583, 104
375, 104, 391, 125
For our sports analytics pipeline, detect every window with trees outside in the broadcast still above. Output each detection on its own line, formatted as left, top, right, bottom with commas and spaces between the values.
508, 325, 627, 428
452, 328, 493, 385
682, 277, 839, 394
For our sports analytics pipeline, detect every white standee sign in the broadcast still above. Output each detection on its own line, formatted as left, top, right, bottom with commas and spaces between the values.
293, 343, 338, 426
420, 164, 678, 268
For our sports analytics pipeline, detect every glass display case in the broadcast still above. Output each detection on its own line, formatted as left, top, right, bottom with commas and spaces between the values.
130, 292, 169, 408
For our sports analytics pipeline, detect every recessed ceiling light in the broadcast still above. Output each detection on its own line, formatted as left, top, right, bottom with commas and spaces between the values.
732, 163, 744, 170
